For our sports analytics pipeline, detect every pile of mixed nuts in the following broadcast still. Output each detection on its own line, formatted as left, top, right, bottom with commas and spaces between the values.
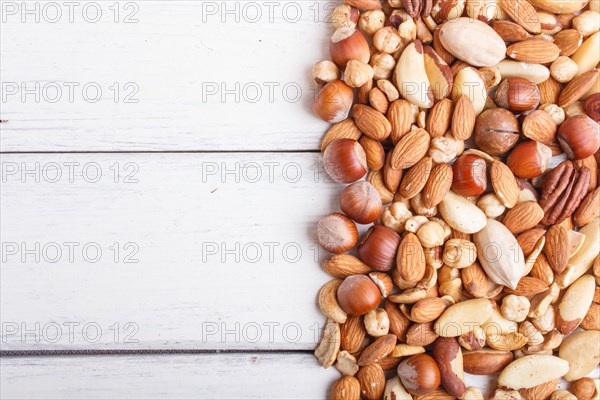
311, 0, 600, 399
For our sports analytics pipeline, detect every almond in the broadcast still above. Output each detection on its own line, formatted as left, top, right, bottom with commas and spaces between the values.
391, 128, 430, 170
406, 321, 439, 346
519, 378, 559, 400
358, 334, 397, 366
500, 0, 541, 33
388, 99, 413, 144
394, 232, 426, 284
491, 20, 531, 42
506, 39, 560, 64
490, 160, 520, 208
504, 277, 549, 297
427, 99, 453, 138
385, 301, 411, 342
530, 253, 555, 286
538, 77, 562, 105
356, 364, 386, 400
324, 254, 371, 278
359, 135, 385, 171
321, 118, 362, 152
368, 87, 389, 114
422, 163, 453, 209
340, 315, 367, 353
573, 187, 600, 227
554, 29, 584, 57
411, 297, 448, 323
522, 110, 558, 146
544, 224, 570, 274
331, 376, 361, 400
399, 157, 433, 199
353, 104, 392, 141
502, 201, 545, 234
517, 228, 547, 257
451, 95, 476, 140
558, 69, 600, 108
462, 262, 489, 298
463, 349, 514, 375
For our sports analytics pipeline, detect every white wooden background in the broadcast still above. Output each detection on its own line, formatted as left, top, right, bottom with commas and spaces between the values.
0, 1, 597, 399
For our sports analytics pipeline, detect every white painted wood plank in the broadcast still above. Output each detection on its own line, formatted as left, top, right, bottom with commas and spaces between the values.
0, 353, 340, 399
2, 353, 596, 399
0, 1, 332, 152
0, 152, 344, 350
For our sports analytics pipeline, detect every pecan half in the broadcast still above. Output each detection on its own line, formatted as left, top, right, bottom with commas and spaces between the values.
402, 0, 432, 18
540, 161, 590, 225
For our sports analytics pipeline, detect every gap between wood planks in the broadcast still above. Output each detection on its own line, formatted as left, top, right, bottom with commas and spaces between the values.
0, 349, 314, 357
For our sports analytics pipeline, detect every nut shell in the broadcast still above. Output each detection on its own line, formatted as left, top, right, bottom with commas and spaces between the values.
323, 139, 367, 183
507, 141, 553, 179
495, 77, 541, 112
330, 28, 370, 68
337, 274, 383, 316
558, 115, 600, 160
474, 109, 520, 156
317, 213, 358, 254
397, 354, 441, 396
452, 154, 487, 197
340, 181, 382, 224
312, 80, 354, 123
357, 225, 401, 272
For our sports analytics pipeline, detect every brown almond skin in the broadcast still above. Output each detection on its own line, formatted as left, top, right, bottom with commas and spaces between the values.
462, 349, 514, 375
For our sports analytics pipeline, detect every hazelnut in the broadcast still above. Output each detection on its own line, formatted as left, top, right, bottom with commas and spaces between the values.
416, 221, 446, 248
373, 26, 402, 54
501, 294, 531, 322
550, 56, 580, 83
323, 139, 367, 183
474, 108, 520, 156
571, 377, 598, 400
343, 60, 375, 88
330, 28, 370, 69
364, 308, 390, 337
312, 60, 340, 86
337, 274, 382, 316
494, 77, 541, 112
357, 225, 401, 272
312, 80, 354, 123
331, 4, 359, 30
558, 115, 600, 160
370, 52, 396, 80
584, 93, 600, 122
451, 154, 487, 197
340, 181, 382, 224
381, 202, 413, 232
359, 10, 385, 36
506, 141, 553, 179
405, 215, 430, 233
317, 213, 358, 254
397, 354, 441, 396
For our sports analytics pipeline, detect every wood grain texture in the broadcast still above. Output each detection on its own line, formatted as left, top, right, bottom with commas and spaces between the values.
0, 353, 340, 399
0, 1, 333, 152
1, 152, 345, 350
